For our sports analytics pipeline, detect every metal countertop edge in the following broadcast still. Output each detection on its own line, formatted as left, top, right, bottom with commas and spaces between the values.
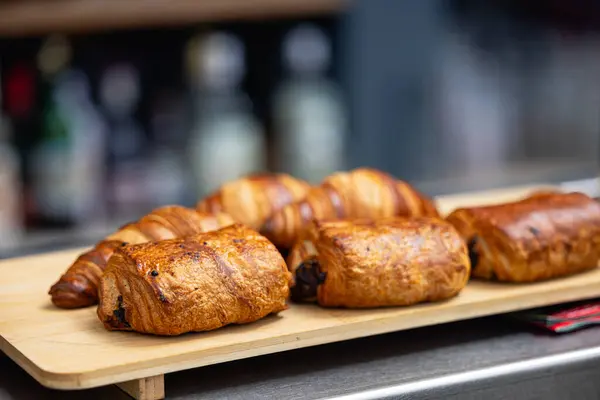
325, 345, 600, 400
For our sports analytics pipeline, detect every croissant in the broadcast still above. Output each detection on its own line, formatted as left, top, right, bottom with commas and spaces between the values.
49, 206, 234, 309
287, 217, 469, 308
261, 168, 439, 249
196, 173, 310, 230
446, 192, 600, 282
97, 224, 292, 336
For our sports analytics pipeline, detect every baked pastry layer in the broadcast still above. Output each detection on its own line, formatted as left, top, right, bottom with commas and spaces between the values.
97, 224, 291, 335
446, 192, 600, 282
288, 217, 469, 308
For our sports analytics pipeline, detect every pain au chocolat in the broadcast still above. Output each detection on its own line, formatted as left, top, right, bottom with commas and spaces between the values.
97, 224, 292, 336
49, 206, 234, 309
287, 217, 469, 308
446, 192, 600, 282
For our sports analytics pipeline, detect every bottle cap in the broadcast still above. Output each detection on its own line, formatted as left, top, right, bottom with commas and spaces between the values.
283, 24, 331, 75
99, 63, 140, 117
198, 32, 245, 90
37, 34, 72, 78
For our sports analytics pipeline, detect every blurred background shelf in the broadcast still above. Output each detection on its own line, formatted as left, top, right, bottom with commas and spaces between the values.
0, 0, 599, 259
0, 0, 345, 36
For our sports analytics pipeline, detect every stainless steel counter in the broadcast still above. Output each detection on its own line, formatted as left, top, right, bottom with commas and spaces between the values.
1, 315, 600, 399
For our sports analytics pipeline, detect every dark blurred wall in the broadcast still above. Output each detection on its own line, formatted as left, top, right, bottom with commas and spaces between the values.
341, 0, 444, 180
341, 0, 600, 194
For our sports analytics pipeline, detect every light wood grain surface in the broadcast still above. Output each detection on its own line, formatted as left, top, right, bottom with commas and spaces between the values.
3, 183, 598, 392
3, 242, 600, 390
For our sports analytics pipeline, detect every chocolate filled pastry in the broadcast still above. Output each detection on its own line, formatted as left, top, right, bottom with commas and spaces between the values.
446, 192, 600, 282
97, 224, 292, 336
196, 173, 310, 230
287, 217, 469, 308
261, 168, 439, 249
49, 206, 234, 309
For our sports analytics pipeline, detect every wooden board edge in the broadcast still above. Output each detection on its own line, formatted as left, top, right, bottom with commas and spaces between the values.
24, 278, 600, 391
0, 335, 65, 390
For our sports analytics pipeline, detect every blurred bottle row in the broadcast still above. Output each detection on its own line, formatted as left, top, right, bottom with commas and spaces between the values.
4, 2, 600, 253
0, 20, 347, 248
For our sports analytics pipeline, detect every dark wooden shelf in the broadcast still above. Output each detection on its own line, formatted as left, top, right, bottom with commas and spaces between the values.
0, 0, 345, 37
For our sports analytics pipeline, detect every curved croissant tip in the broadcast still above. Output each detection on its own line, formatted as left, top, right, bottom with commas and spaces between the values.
49, 282, 97, 309
50, 292, 96, 309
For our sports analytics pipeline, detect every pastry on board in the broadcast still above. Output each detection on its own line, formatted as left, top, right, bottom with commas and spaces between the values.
196, 173, 310, 230
49, 206, 234, 309
287, 217, 469, 308
261, 168, 439, 249
97, 224, 292, 336
446, 192, 600, 282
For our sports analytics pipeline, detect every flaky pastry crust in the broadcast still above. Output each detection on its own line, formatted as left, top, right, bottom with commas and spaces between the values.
49, 206, 234, 309
97, 224, 291, 335
261, 168, 439, 249
196, 173, 310, 230
446, 192, 600, 282
288, 217, 469, 308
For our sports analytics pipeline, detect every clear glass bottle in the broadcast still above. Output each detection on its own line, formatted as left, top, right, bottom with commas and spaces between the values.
187, 32, 266, 197
30, 35, 74, 226
0, 68, 23, 251
273, 24, 347, 184
148, 91, 191, 207
54, 69, 108, 225
99, 63, 148, 219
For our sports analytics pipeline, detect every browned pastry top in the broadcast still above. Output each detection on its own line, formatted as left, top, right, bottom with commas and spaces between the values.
97, 224, 292, 335
49, 206, 235, 309
446, 192, 600, 282
289, 217, 469, 308
261, 167, 439, 249
450, 192, 600, 253
197, 173, 310, 230
111, 206, 235, 243
318, 168, 438, 219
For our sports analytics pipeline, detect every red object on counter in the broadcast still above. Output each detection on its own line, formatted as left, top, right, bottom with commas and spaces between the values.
515, 300, 600, 333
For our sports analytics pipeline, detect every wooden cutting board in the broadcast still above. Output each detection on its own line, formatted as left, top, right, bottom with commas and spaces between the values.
1, 183, 592, 399
1, 247, 600, 394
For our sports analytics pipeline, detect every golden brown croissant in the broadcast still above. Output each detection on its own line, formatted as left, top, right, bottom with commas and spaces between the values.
97, 224, 292, 336
261, 168, 439, 249
196, 173, 310, 230
446, 192, 600, 282
49, 206, 234, 309
287, 217, 469, 308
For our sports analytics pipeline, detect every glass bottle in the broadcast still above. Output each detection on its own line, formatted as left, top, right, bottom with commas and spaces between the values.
187, 32, 266, 197
0, 68, 23, 251
273, 24, 347, 184
99, 62, 148, 219
30, 35, 74, 227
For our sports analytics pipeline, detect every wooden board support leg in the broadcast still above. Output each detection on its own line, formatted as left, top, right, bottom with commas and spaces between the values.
116, 374, 165, 400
